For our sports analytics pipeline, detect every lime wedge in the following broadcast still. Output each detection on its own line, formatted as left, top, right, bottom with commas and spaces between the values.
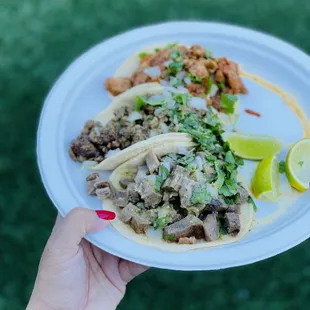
251, 155, 280, 201
222, 132, 282, 160
285, 138, 310, 192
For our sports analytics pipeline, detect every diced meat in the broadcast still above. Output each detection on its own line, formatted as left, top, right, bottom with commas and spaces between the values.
187, 59, 209, 78
95, 181, 113, 200
163, 215, 205, 242
99, 122, 118, 145
224, 212, 241, 236
144, 48, 171, 67
132, 125, 148, 143
162, 165, 189, 192
203, 213, 220, 241
215, 69, 225, 83
178, 237, 197, 244
126, 183, 140, 204
145, 209, 158, 222
105, 77, 132, 96
186, 83, 206, 96
175, 45, 190, 57
135, 176, 162, 207
208, 94, 222, 112
70, 136, 102, 162
179, 177, 197, 208
81, 120, 95, 135
145, 151, 160, 174
227, 204, 240, 214
204, 59, 218, 73
86, 173, 101, 195
217, 58, 247, 94
205, 199, 228, 213
120, 203, 150, 234
131, 71, 151, 86
113, 192, 128, 208
119, 178, 132, 189
190, 45, 205, 58
238, 186, 249, 204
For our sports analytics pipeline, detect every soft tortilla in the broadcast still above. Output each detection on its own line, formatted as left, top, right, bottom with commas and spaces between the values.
103, 144, 255, 252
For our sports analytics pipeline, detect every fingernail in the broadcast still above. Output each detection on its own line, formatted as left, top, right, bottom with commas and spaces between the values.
95, 210, 116, 220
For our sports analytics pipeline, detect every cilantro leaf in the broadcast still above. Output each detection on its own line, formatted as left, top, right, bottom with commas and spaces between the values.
279, 160, 286, 174
248, 196, 258, 212
138, 52, 149, 59
168, 61, 184, 74
219, 179, 238, 197
135, 96, 145, 111
170, 49, 183, 62
167, 42, 179, 48
176, 154, 195, 166
203, 112, 220, 128
221, 93, 238, 114
225, 164, 235, 173
153, 216, 170, 229
188, 72, 202, 83
191, 185, 212, 204
154, 165, 170, 192
166, 233, 175, 241
154, 47, 161, 52
207, 77, 213, 94
218, 82, 226, 90
225, 151, 235, 164
235, 156, 244, 166
205, 49, 214, 59
137, 95, 167, 107
215, 162, 225, 189
169, 77, 183, 88
172, 93, 190, 105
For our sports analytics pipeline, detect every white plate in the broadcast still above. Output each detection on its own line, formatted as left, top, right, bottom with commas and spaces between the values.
37, 22, 310, 270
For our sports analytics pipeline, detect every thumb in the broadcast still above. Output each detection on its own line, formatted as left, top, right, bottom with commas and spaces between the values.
45, 207, 115, 256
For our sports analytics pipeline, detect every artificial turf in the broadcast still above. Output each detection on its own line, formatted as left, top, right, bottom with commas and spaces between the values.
1, 0, 310, 309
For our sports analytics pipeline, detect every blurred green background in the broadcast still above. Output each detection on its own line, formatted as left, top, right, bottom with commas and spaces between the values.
1, 0, 310, 309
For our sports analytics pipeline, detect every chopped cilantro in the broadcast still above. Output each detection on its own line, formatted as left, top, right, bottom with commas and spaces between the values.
225, 151, 235, 164
166, 233, 175, 241
215, 162, 225, 189
205, 49, 214, 59
218, 82, 226, 90
224, 193, 240, 205
154, 165, 170, 192
169, 77, 183, 88
154, 47, 161, 52
137, 95, 167, 107
167, 42, 179, 48
219, 225, 227, 240
279, 160, 286, 174
191, 185, 212, 204
219, 179, 238, 197
172, 93, 190, 105
221, 93, 238, 114
168, 61, 184, 74
176, 154, 195, 166
248, 196, 258, 212
170, 49, 183, 62
188, 72, 202, 83
235, 156, 244, 166
153, 216, 169, 229
135, 96, 145, 111
299, 161, 304, 167
207, 77, 213, 94
205, 154, 217, 162
138, 52, 149, 59
225, 164, 235, 173
203, 112, 220, 128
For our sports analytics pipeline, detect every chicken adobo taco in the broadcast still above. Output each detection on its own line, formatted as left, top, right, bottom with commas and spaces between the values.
86, 138, 254, 251
105, 42, 247, 111
70, 83, 237, 170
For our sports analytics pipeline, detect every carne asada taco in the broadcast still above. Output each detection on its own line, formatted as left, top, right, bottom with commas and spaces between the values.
70, 82, 238, 170
105, 42, 247, 111
88, 141, 254, 251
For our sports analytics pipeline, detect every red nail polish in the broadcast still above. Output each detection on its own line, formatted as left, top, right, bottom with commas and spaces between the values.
96, 210, 116, 220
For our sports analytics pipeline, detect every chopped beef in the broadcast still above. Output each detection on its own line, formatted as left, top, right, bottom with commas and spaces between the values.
135, 176, 162, 207
204, 59, 218, 73
162, 165, 189, 192
227, 204, 240, 214
94, 181, 113, 200
205, 199, 228, 213
208, 94, 222, 112
136, 202, 145, 209
99, 122, 118, 145
217, 58, 247, 94
145, 150, 160, 174
190, 45, 205, 58
142, 48, 171, 67
81, 120, 95, 135
120, 203, 150, 234
163, 215, 205, 242
131, 70, 151, 86
187, 59, 209, 78
187, 83, 206, 96
127, 183, 140, 204
215, 69, 225, 83
105, 77, 132, 96
203, 213, 220, 241
86, 173, 101, 195
145, 209, 158, 222
113, 192, 128, 208
70, 135, 102, 162
238, 186, 249, 204
178, 237, 197, 244
179, 177, 197, 208
132, 125, 147, 143
119, 178, 132, 189
163, 191, 179, 204
224, 212, 241, 236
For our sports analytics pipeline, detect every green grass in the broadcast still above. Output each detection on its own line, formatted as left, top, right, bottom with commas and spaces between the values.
1, 0, 310, 309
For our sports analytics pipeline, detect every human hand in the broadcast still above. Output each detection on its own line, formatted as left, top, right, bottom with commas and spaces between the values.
27, 208, 148, 310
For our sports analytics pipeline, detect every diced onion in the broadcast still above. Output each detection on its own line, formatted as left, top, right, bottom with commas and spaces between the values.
143, 66, 161, 77
106, 148, 121, 158
149, 129, 158, 137
207, 184, 218, 198
148, 94, 164, 101
163, 60, 172, 67
94, 126, 100, 135
184, 77, 191, 85
127, 111, 142, 122
160, 122, 169, 134
193, 170, 205, 182
209, 84, 219, 97
195, 156, 204, 171
177, 86, 189, 93
81, 160, 97, 169
154, 108, 163, 116
178, 146, 189, 155
160, 79, 169, 86
189, 97, 206, 110
176, 71, 186, 79
166, 99, 176, 108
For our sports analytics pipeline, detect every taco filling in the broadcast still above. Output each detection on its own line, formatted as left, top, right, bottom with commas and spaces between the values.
105, 43, 247, 108
87, 146, 251, 244
70, 89, 234, 164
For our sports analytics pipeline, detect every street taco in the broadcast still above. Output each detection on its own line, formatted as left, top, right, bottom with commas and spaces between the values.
105, 42, 247, 110
86, 139, 254, 251
70, 83, 237, 170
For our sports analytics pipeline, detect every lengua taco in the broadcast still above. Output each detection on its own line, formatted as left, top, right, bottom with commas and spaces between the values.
86, 137, 254, 251
105, 42, 247, 109
69, 83, 237, 170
